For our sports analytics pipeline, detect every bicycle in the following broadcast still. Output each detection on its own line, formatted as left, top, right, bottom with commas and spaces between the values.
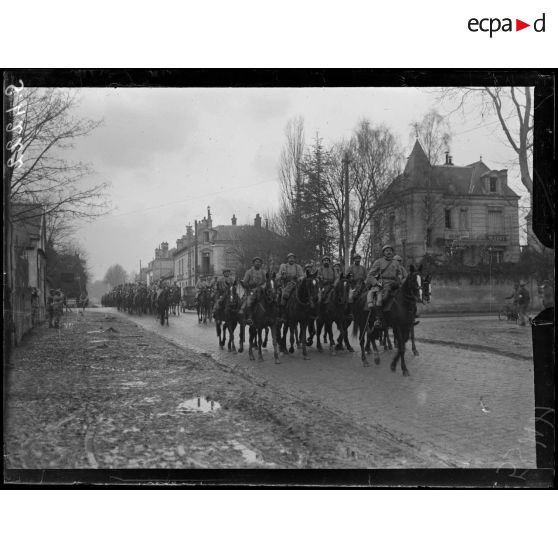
498, 303, 519, 323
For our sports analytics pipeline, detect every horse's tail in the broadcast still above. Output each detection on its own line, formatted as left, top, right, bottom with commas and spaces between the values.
352, 316, 358, 338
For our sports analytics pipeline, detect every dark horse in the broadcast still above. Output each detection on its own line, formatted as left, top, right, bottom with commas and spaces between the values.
383, 265, 425, 376
315, 276, 352, 355
214, 283, 240, 352
247, 273, 280, 364
278, 271, 320, 359
197, 288, 213, 324
351, 290, 382, 367
156, 286, 170, 326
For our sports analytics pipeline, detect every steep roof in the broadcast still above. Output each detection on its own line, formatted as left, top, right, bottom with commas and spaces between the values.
212, 224, 283, 243
374, 141, 519, 208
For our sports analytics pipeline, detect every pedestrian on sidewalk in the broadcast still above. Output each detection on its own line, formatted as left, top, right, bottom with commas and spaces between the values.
47, 289, 55, 328
53, 289, 65, 328
517, 281, 530, 326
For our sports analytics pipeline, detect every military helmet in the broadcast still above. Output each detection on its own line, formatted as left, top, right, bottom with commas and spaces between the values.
287, 252, 295, 259
321, 255, 331, 262
519, 280, 527, 287
353, 254, 362, 260
223, 268, 231, 273
382, 244, 394, 253
252, 256, 262, 263
333, 261, 341, 268
393, 255, 402, 261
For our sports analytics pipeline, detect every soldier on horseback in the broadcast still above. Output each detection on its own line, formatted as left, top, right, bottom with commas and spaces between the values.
278, 253, 304, 320
213, 268, 234, 314
345, 254, 367, 303
318, 255, 336, 304
239, 256, 266, 325
366, 244, 406, 328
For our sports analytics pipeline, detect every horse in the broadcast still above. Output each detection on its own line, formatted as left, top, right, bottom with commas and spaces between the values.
247, 273, 280, 364
156, 286, 170, 326
315, 276, 352, 355
197, 288, 213, 324
214, 283, 240, 352
383, 265, 425, 375
278, 271, 320, 359
169, 285, 181, 316
351, 290, 382, 367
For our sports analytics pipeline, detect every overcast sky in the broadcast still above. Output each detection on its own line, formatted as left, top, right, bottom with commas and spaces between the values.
68, 87, 528, 281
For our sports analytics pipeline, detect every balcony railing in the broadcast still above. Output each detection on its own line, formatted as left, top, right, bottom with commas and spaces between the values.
442, 231, 508, 243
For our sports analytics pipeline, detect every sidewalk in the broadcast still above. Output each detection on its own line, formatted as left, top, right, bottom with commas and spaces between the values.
4, 310, 441, 470
416, 315, 533, 360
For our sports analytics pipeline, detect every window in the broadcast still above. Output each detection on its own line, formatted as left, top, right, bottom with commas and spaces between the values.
426, 227, 432, 248
489, 177, 497, 192
445, 209, 452, 229
459, 208, 469, 230
203, 231, 210, 243
488, 209, 504, 234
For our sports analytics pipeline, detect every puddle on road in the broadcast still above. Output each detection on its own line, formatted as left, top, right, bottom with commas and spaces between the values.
121, 380, 148, 387
177, 397, 221, 413
229, 439, 270, 466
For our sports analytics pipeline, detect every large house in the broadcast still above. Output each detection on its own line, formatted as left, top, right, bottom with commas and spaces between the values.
370, 140, 521, 266
9, 203, 48, 342
173, 208, 287, 295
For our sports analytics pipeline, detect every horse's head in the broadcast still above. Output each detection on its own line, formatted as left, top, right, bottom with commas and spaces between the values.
227, 282, 240, 307
407, 264, 425, 303
334, 275, 351, 306
263, 272, 278, 305
422, 272, 432, 303
303, 273, 320, 311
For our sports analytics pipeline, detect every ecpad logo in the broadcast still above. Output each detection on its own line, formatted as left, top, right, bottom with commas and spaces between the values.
468, 13, 546, 37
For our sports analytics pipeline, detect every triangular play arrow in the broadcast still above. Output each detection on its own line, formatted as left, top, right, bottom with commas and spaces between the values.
516, 19, 530, 31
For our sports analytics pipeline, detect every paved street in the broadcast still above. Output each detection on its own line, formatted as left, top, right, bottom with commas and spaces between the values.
119, 309, 536, 468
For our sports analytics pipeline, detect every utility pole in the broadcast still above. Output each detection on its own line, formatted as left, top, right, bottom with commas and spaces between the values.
194, 219, 199, 284
343, 151, 351, 270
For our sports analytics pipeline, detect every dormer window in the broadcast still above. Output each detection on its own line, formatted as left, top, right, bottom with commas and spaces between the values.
489, 177, 497, 193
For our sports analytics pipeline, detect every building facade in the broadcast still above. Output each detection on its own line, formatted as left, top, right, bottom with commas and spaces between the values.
370, 140, 521, 266
10, 203, 48, 343
173, 208, 286, 295
145, 242, 175, 286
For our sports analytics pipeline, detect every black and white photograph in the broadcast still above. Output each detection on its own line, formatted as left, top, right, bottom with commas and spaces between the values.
3, 70, 554, 485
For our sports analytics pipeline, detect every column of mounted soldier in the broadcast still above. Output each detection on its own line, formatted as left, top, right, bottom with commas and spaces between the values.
103, 244, 431, 374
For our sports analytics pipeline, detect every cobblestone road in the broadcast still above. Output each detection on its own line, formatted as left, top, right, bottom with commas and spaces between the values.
120, 309, 536, 468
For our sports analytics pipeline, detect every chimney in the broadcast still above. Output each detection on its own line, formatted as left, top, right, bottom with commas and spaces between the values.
207, 206, 212, 229
254, 213, 262, 228
176, 238, 183, 250
500, 169, 508, 188
231, 214, 237, 226
161, 242, 169, 256
265, 218, 269, 230
186, 225, 193, 241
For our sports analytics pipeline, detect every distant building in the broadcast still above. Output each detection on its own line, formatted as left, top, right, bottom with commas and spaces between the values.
173, 207, 286, 295
370, 140, 521, 266
146, 242, 175, 285
9, 203, 48, 342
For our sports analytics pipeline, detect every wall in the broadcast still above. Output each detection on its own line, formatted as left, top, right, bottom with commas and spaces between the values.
422, 275, 543, 314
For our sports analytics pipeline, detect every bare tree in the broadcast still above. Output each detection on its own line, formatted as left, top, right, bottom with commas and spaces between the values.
104, 264, 128, 288
437, 87, 546, 254
278, 116, 305, 213
410, 109, 452, 165
349, 120, 403, 258
8, 88, 110, 248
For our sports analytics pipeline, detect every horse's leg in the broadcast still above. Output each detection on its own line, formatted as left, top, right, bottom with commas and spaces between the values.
411, 325, 419, 356
306, 319, 314, 346
271, 322, 280, 364
289, 326, 295, 354
316, 319, 324, 353
301, 322, 310, 360
257, 328, 264, 361
359, 320, 369, 367
238, 322, 245, 353
229, 322, 237, 353
370, 326, 381, 365
343, 319, 354, 352
248, 326, 255, 361
262, 327, 268, 348
327, 321, 336, 356
390, 328, 402, 372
